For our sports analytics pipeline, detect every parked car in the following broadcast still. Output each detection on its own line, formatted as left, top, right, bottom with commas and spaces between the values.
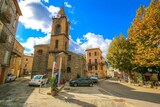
70, 77, 93, 87
6, 74, 16, 82
29, 75, 48, 86
90, 75, 98, 83
106, 75, 112, 79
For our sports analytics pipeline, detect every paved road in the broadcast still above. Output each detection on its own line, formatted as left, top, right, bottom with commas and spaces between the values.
98, 80, 160, 106
0, 76, 35, 106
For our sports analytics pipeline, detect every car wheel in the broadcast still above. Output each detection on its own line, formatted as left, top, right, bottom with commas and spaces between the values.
74, 83, 78, 87
89, 83, 93, 87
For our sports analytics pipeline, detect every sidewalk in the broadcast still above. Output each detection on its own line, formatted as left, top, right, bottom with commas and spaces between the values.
58, 82, 134, 107
24, 82, 133, 107
108, 80, 160, 93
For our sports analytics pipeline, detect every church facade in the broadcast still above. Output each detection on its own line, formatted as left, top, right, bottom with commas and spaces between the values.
31, 7, 86, 80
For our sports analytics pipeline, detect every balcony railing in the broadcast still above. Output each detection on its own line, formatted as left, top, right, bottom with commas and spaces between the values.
0, 8, 12, 23
99, 62, 105, 65
0, 29, 7, 43
88, 62, 98, 66
12, 48, 23, 57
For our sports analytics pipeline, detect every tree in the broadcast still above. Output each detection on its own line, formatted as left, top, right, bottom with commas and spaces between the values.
106, 34, 132, 73
128, 0, 160, 73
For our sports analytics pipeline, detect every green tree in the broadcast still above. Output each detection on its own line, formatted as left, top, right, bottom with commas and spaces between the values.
107, 34, 132, 73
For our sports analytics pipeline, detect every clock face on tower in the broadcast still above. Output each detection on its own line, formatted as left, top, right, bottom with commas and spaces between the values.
57, 14, 61, 18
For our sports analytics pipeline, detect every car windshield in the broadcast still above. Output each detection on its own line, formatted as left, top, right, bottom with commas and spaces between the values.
91, 75, 97, 77
33, 75, 42, 79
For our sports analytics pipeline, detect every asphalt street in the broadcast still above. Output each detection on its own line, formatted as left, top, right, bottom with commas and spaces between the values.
98, 80, 160, 106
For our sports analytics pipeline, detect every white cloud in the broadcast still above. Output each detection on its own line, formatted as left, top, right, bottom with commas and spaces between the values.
22, 32, 112, 57
42, 0, 49, 3
21, 33, 51, 53
18, 1, 111, 56
69, 7, 75, 14
69, 32, 112, 57
71, 19, 78, 25
64, 2, 72, 8
18, 0, 60, 34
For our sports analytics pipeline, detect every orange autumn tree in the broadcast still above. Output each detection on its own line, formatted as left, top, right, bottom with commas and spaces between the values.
128, 0, 160, 72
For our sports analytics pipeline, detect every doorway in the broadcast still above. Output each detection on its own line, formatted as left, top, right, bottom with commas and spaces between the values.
0, 67, 5, 84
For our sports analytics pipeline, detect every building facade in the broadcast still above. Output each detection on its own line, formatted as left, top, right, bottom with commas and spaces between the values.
64, 51, 86, 80
21, 54, 34, 76
86, 48, 107, 78
32, 7, 86, 80
0, 0, 22, 84
8, 39, 24, 77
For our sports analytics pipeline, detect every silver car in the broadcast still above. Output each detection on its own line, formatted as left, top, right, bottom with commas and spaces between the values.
29, 75, 48, 86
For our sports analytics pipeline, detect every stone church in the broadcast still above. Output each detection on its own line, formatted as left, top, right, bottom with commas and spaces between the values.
32, 7, 86, 80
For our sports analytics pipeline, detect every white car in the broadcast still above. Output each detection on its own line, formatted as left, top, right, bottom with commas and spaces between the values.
29, 75, 48, 86
90, 75, 98, 83
6, 74, 16, 82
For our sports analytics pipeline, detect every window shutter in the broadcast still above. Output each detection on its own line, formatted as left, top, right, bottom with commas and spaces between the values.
4, 51, 9, 64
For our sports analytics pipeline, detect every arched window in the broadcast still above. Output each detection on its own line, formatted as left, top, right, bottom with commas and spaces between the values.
55, 24, 61, 35
37, 49, 43, 55
67, 67, 71, 73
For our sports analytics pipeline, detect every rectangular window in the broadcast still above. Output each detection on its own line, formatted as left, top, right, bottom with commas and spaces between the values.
88, 65, 91, 70
1, 0, 8, 12
95, 65, 97, 70
68, 55, 71, 61
65, 42, 67, 51
3, 51, 9, 64
95, 59, 97, 64
8, 35, 12, 43
13, 58, 15, 64
26, 58, 28, 61
95, 52, 97, 56
89, 59, 91, 64
19, 59, 21, 65
55, 40, 59, 49
0, 21, 3, 33
101, 66, 103, 70
89, 52, 91, 56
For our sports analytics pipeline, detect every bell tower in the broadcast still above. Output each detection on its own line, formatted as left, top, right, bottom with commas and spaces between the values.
48, 6, 70, 74
50, 6, 69, 51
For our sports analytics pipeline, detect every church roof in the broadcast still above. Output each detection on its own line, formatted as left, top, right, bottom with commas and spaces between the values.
58, 6, 66, 17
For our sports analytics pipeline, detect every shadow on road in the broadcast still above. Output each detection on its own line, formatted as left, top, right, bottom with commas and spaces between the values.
55, 92, 97, 107
0, 76, 35, 106
99, 80, 160, 104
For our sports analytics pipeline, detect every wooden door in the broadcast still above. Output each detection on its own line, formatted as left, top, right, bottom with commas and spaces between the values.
0, 68, 5, 84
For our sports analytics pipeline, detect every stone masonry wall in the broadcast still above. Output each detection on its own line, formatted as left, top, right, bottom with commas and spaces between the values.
32, 45, 49, 77
62, 51, 86, 80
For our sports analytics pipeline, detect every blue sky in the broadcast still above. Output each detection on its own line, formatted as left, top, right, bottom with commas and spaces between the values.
16, 0, 150, 56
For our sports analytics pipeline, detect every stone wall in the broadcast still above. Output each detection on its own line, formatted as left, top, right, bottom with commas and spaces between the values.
32, 44, 49, 77
21, 54, 33, 75
62, 51, 86, 80
0, 0, 22, 83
